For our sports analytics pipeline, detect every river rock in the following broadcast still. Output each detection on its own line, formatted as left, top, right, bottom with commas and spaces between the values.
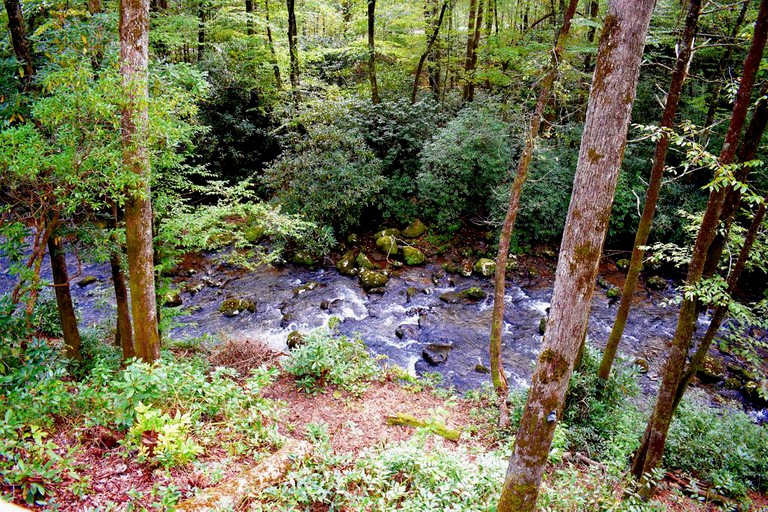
376, 235, 399, 256
359, 269, 389, 290
367, 287, 387, 295
77, 275, 98, 287
647, 276, 667, 291
633, 357, 649, 374
597, 276, 610, 289
184, 282, 204, 295
616, 258, 630, 271
335, 250, 357, 276
406, 287, 419, 303
606, 287, 620, 300
423, 343, 453, 366
460, 260, 473, 277
291, 251, 315, 266
293, 281, 323, 296
164, 290, 183, 307
396, 324, 419, 340
355, 252, 376, 270
475, 363, 490, 373
402, 246, 426, 265
464, 287, 487, 300
219, 298, 256, 317
442, 262, 460, 274
374, 228, 401, 239
287, 330, 305, 350
401, 219, 426, 238
696, 355, 726, 383
439, 287, 487, 304
473, 258, 496, 277
506, 256, 519, 272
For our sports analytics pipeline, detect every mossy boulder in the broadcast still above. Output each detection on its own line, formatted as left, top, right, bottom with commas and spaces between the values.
287, 330, 305, 350
335, 250, 357, 276
473, 258, 496, 277
346, 233, 359, 244
597, 276, 610, 289
464, 287, 487, 300
442, 262, 460, 275
616, 258, 630, 271
183, 282, 204, 295
355, 252, 376, 270
401, 219, 427, 238
696, 356, 726, 383
647, 276, 668, 291
359, 269, 389, 290
606, 287, 621, 300
406, 287, 419, 302
293, 281, 323, 297
439, 287, 487, 303
374, 228, 401, 239
475, 363, 490, 374
402, 246, 426, 265
77, 275, 98, 288
219, 298, 256, 317
633, 357, 649, 374
244, 225, 266, 244
164, 290, 183, 307
506, 257, 519, 272
291, 251, 315, 266
376, 235, 399, 256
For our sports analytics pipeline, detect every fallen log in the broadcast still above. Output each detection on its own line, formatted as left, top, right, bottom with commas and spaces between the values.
175, 440, 312, 511
385, 413, 461, 442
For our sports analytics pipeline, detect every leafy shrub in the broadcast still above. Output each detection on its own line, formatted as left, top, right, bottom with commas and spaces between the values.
30, 293, 62, 337
419, 103, 517, 230
285, 327, 381, 396
126, 403, 203, 467
665, 392, 768, 496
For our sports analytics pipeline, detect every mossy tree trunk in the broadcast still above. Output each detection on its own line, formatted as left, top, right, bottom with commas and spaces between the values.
598, 0, 702, 381
287, 0, 300, 106
120, 0, 161, 363
462, 0, 483, 101
630, 0, 768, 496
412, 1, 447, 104
367, 0, 380, 104
47, 233, 82, 360
489, 0, 578, 427
3, 0, 34, 89
497, 2, 655, 510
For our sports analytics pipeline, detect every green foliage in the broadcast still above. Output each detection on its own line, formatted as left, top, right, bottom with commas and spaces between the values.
665, 393, 768, 496
126, 403, 203, 467
285, 327, 381, 396
30, 293, 63, 338
418, 103, 517, 230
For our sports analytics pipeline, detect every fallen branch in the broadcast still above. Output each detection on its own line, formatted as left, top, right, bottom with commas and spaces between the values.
665, 472, 737, 508
386, 413, 461, 442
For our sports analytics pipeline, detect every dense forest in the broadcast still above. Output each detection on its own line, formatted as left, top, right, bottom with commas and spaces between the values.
1, 0, 768, 509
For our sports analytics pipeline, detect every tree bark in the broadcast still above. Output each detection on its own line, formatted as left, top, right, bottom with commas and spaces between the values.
3, 0, 34, 88
582, 0, 599, 72
497, 2, 655, 510
245, 0, 253, 35
120, 0, 161, 363
598, 0, 702, 381
198, 6, 206, 62
47, 233, 82, 360
110, 206, 134, 360
462, 0, 480, 101
367, 0, 380, 104
489, 0, 579, 427
287, 0, 300, 106
630, 0, 768, 496
412, 1, 448, 104
265, 0, 283, 89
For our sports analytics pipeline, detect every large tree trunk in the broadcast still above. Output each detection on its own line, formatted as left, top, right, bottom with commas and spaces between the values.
3, 0, 34, 88
462, 0, 484, 101
497, 2, 655, 510
245, 0, 253, 35
462, 0, 478, 101
630, 0, 768, 496
367, 0, 380, 104
47, 233, 82, 360
120, 0, 161, 363
598, 0, 702, 380
489, 0, 579, 427
287, 0, 300, 106
412, 1, 447, 104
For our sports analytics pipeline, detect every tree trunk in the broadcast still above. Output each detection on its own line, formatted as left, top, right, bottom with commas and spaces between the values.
630, 0, 768, 496
3, 0, 34, 88
462, 0, 478, 101
367, 0, 380, 104
462, 0, 484, 101
120, 0, 161, 363
497, 2, 655, 510
110, 206, 134, 360
265, 0, 283, 89
88, 0, 102, 14
287, 0, 300, 106
489, 0, 579, 427
598, 0, 702, 381
582, 0, 599, 72
198, 6, 206, 62
245, 0, 253, 35
47, 233, 82, 360
412, 1, 447, 104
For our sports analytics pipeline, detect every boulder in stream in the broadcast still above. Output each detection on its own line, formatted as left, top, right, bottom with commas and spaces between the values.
374, 228, 401, 239
287, 330, 305, 350
439, 287, 487, 304
401, 219, 426, 238
77, 275, 98, 287
376, 235, 399, 256
359, 269, 389, 290
164, 290, 183, 307
395, 324, 419, 340
646, 276, 668, 291
219, 298, 256, 317
335, 250, 357, 276
402, 246, 426, 266
473, 258, 496, 277
355, 252, 376, 270
423, 343, 453, 365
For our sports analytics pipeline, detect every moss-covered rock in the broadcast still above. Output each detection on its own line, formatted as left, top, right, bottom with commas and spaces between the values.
374, 228, 401, 239
616, 258, 630, 271
506, 256, 519, 272
647, 276, 667, 291
346, 233, 359, 244
335, 250, 357, 276
633, 357, 649, 374
402, 246, 426, 265
442, 262, 460, 274
475, 363, 490, 373
219, 298, 256, 317
401, 219, 426, 238
164, 290, 183, 307
183, 282, 204, 295
77, 275, 98, 288
291, 251, 315, 266
406, 287, 419, 302
359, 269, 389, 290
697, 355, 726, 383
244, 225, 266, 244
597, 276, 610, 289
355, 252, 376, 270
376, 235, 399, 256
293, 281, 323, 297
606, 287, 620, 300
473, 258, 496, 277
464, 287, 487, 300
287, 330, 305, 350
439, 287, 487, 303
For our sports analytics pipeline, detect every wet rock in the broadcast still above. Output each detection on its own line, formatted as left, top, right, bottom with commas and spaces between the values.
442, 262, 460, 275
374, 228, 401, 239
439, 291, 464, 304
430, 271, 444, 285
335, 250, 357, 276
219, 298, 256, 317
727, 363, 756, 382
597, 276, 610, 289
77, 275, 98, 287
406, 287, 419, 303
287, 330, 305, 350
696, 355, 726, 383
423, 343, 453, 366
359, 269, 389, 290
460, 260, 473, 277
633, 357, 649, 374
402, 246, 426, 266
539, 317, 547, 335
464, 287, 487, 300
244, 225, 266, 244
616, 258, 630, 271
473, 258, 496, 277
475, 363, 490, 374
390, 260, 404, 269
396, 324, 419, 340
280, 313, 294, 328
439, 287, 487, 303
367, 287, 387, 295
291, 251, 315, 266
646, 276, 667, 291
724, 378, 741, 390
376, 235, 399, 256
293, 281, 323, 297
606, 287, 620, 300
183, 282, 204, 295
401, 219, 426, 238
506, 256, 519, 272
347, 233, 359, 244
355, 252, 376, 270
164, 290, 183, 307
202, 275, 223, 288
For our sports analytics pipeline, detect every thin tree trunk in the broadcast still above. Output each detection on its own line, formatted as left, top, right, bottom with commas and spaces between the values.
412, 1, 448, 104
198, 6, 206, 62
88, 0, 102, 14
265, 0, 283, 89
630, 0, 768, 496
111, 205, 134, 360
287, 0, 300, 106
489, 0, 579, 427
598, 0, 702, 381
582, 0, 599, 72
245, 0, 253, 35
120, 0, 161, 363
47, 233, 82, 360
367, 0, 380, 104
497, 2, 655, 510
462, 0, 478, 101
463, 0, 484, 101
3, 0, 34, 88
